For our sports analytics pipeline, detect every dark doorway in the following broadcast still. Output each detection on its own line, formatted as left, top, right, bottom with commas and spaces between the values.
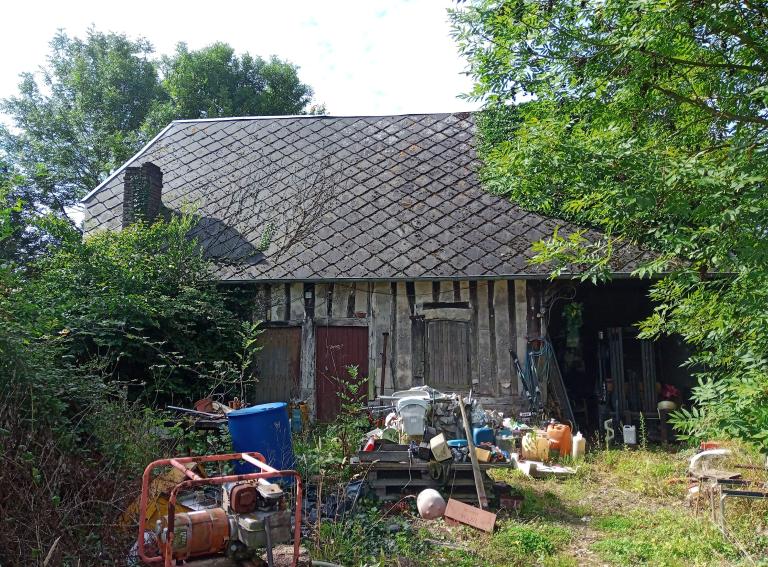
253, 327, 301, 404
546, 280, 693, 436
315, 326, 369, 422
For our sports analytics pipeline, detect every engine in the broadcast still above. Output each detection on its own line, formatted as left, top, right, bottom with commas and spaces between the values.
155, 480, 292, 562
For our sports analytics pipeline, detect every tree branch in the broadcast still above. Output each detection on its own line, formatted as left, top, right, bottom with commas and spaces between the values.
650, 84, 768, 126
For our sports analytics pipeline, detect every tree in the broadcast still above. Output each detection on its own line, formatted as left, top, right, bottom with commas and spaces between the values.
451, 1, 768, 446
144, 42, 312, 131
1, 30, 315, 263
2, 29, 161, 211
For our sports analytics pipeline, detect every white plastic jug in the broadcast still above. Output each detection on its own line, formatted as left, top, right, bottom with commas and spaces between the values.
396, 397, 429, 436
623, 425, 637, 445
572, 431, 586, 459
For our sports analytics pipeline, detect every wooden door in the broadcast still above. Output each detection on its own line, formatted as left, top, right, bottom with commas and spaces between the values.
426, 320, 471, 391
315, 326, 369, 422
252, 327, 301, 404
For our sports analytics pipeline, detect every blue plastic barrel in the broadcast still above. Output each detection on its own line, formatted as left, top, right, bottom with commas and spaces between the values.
227, 402, 295, 474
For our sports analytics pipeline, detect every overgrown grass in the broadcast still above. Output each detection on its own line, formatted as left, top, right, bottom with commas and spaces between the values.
591, 509, 738, 566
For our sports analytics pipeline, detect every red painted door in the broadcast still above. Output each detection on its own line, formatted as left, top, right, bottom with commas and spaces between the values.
315, 326, 369, 422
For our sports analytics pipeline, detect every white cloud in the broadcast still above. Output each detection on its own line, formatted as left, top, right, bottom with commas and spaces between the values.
0, 0, 479, 117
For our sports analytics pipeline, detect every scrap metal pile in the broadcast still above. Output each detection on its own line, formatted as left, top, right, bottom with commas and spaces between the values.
356, 386, 582, 507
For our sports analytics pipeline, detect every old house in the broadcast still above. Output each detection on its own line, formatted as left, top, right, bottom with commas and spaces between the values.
82, 113, 691, 431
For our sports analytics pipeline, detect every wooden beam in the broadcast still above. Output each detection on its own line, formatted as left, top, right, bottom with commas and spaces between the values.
458, 394, 488, 509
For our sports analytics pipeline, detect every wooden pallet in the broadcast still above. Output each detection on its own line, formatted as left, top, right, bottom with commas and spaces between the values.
353, 461, 513, 504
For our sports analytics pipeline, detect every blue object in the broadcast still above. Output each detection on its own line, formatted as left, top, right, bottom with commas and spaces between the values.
472, 426, 495, 446
447, 439, 468, 448
290, 406, 302, 434
227, 402, 295, 474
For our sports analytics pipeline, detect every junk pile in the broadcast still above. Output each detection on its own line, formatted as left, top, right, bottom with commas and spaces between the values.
129, 400, 313, 567
355, 386, 582, 515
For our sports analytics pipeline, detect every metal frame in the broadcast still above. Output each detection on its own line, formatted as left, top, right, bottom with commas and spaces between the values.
137, 452, 303, 567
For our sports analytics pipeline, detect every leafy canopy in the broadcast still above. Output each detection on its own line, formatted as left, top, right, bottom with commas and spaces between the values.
451, 1, 768, 446
0, 29, 314, 261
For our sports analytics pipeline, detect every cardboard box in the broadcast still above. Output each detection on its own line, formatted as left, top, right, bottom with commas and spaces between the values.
429, 433, 452, 462
475, 447, 491, 463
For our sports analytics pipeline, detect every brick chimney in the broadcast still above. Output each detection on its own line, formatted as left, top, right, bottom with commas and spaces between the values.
122, 162, 163, 228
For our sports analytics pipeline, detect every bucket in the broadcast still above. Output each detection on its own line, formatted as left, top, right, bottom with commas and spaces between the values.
623, 425, 637, 445
227, 402, 295, 473
396, 397, 429, 436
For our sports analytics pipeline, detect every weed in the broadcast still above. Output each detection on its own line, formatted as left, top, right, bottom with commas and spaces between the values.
592, 509, 739, 566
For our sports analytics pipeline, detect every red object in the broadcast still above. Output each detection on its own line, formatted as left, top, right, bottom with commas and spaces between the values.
136, 452, 303, 567
363, 437, 376, 452
546, 422, 573, 458
228, 483, 258, 513
315, 326, 369, 422
700, 441, 722, 451
156, 508, 229, 561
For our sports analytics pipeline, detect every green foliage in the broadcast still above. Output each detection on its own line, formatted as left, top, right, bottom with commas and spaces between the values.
145, 42, 312, 130
22, 214, 240, 403
451, 1, 768, 447
0, 29, 315, 263
326, 365, 370, 456
311, 504, 429, 567
591, 509, 738, 566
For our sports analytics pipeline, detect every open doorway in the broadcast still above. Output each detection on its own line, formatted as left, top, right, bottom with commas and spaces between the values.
545, 280, 693, 440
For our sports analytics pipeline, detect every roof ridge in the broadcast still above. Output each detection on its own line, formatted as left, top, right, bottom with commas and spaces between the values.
171, 111, 474, 124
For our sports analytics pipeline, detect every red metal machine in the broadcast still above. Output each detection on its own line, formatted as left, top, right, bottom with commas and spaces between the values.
137, 452, 303, 567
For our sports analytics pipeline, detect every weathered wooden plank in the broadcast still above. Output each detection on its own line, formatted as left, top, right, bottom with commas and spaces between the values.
270, 283, 287, 321
300, 316, 315, 415
290, 282, 305, 320
476, 281, 493, 393
514, 280, 527, 393
445, 499, 497, 532
395, 282, 412, 390
331, 282, 351, 318
313, 317, 369, 327
494, 281, 513, 394
314, 283, 328, 319
372, 282, 393, 394
355, 283, 369, 317
346, 282, 356, 317
438, 281, 455, 303
468, 281, 480, 388
487, 281, 498, 396
426, 320, 470, 389
414, 281, 432, 311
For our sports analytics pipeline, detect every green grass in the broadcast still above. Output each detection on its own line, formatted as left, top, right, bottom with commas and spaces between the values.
591, 509, 739, 566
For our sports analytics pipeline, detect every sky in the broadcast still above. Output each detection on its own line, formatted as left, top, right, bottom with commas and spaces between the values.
0, 0, 480, 117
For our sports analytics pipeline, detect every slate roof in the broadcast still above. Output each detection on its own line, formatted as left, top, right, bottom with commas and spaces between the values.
82, 113, 651, 281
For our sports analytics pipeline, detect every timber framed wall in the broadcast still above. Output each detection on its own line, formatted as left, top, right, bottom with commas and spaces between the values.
251, 279, 536, 417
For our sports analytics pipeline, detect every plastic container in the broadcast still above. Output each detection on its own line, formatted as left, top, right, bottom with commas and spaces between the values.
521, 432, 550, 461
472, 426, 495, 446
227, 402, 295, 473
396, 397, 429, 436
447, 439, 468, 448
623, 425, 637, 445
546, 422, 573, 458
572, 431, 586, 460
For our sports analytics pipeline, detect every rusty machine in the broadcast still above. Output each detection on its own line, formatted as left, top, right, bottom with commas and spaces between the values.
136, 452, 303, 567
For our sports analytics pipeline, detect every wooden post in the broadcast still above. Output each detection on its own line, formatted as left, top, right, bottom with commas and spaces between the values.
379, 332, 389, 401
458, 394, 488, 509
